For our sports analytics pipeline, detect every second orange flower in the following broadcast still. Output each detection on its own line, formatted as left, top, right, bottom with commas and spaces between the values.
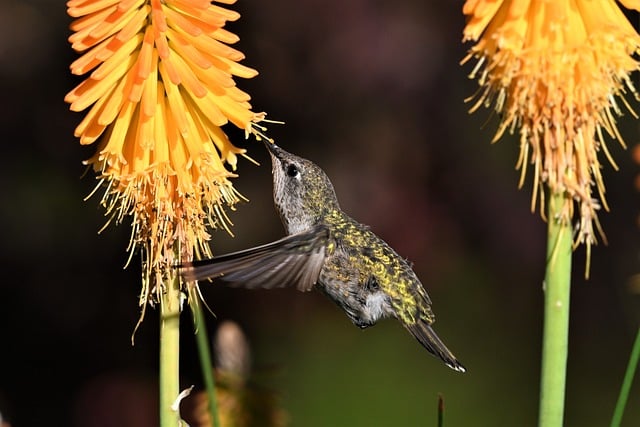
463, 0, 640, 250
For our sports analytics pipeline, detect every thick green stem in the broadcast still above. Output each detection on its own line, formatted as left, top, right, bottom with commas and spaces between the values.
610, 326, 640, 427
538, 191, 572, 427
160, 275, 182, 427
192, 295, 221, 427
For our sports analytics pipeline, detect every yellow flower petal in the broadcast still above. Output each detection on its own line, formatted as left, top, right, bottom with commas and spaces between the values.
69, 4, 117, 33
90, 32, 142, 80
67, 0, 120, 18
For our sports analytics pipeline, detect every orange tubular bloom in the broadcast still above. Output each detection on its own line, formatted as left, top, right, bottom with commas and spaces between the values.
462, 0, 640, 248
65, 0, 266, 306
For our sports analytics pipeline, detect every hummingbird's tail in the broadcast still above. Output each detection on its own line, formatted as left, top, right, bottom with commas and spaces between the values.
406, 321, 466, 373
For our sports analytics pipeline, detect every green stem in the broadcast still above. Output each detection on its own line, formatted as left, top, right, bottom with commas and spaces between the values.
191, 295, 221, 427
160, 275, 182, 427
610, 326, 640, 427
538, 191, 572, 427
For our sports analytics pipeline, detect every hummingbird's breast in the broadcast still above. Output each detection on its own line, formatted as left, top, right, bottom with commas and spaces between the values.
316, 210, 433, 327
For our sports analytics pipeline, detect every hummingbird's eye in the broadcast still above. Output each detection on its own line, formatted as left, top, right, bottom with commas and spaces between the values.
286, 163, 300, 177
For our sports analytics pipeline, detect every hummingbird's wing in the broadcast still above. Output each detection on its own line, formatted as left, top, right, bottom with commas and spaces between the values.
180, 225, 329, 292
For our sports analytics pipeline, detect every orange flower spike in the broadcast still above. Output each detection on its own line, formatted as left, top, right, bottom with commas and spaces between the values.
463, 0, 640, 247
66, 0, 266, 296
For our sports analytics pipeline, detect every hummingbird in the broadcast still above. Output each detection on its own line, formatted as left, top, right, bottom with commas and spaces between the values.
181, 143, 465, 372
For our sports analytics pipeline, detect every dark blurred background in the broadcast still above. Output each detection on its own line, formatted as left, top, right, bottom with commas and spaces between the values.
1, 0, 639, 426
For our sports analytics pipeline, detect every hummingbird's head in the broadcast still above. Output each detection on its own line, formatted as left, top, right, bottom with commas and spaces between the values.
265, 143, 340, 233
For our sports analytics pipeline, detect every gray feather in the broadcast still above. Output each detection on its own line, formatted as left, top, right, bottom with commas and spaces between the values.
181, 225, 329, 291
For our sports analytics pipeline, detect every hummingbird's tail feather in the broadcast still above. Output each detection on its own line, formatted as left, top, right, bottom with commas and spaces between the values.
406, 321, 466, 373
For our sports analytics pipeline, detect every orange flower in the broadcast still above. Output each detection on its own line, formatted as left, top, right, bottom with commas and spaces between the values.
462, 0, 640, 248
65, 0, 266, 307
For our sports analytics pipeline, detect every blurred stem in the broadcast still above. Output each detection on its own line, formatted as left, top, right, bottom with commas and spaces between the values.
160, 274, 182, 427
191, 291, 221, 427
538, 190, 572, 427
610, 326, 640, 427
437, 394, 444, 427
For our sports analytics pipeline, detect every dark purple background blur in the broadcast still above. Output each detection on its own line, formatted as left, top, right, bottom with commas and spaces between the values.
1, 1, 639, 426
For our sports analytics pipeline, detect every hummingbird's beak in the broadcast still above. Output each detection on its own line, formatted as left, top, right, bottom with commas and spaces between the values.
263, 141, 284, 159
